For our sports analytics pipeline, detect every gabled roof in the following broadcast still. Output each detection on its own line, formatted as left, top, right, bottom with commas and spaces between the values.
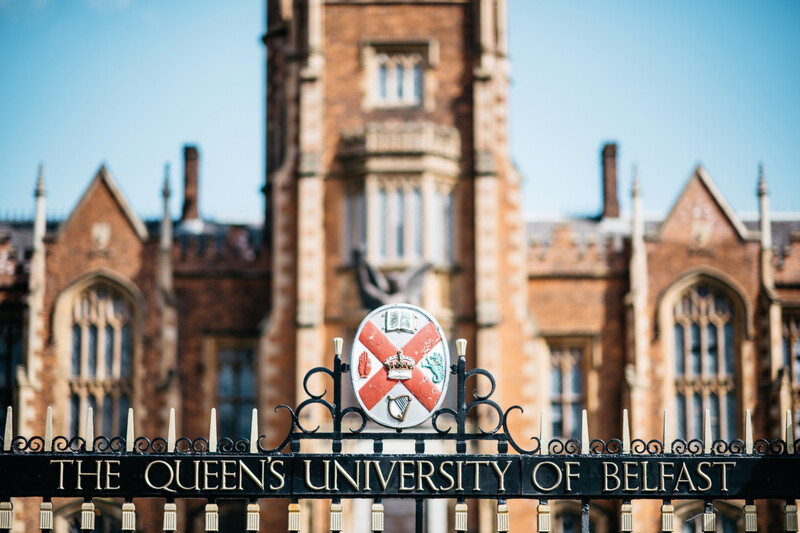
660, 165, 753, 241
58, 165, 149, 241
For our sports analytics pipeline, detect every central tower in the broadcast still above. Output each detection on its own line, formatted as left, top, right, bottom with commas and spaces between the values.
261, 2, 540, 529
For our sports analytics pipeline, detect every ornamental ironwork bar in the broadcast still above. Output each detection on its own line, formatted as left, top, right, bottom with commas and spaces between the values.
205, 501, 218, 532
743, 502, 756, 532
0, 501, 12, 530
80, 500, 94, 531
786, 502, 799, 532
620, 501, 633, 532
371, 500, 384, 532
537, 501, 551, 533
121, 501, 135, 531
330, 500, 342, 532
288, 501, 301, 532
660, 500, 674, 533
246, 501, 259, 532
39, 500, 53, 531
454, 500, 468, 532
496, 499, 509, 533
163, 501, 177, 532
702, 501, 715, 532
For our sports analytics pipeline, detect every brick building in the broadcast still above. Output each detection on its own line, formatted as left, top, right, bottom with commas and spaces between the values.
0, 0, 799, 531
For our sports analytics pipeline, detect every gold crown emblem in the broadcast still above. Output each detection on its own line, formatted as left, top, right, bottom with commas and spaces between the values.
384, 350, 415, 380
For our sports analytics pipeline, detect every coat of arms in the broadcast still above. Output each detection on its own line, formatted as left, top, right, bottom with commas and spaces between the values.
350, 303, 451, 429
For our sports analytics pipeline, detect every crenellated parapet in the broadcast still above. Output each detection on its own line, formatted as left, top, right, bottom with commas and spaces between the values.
526, 220, 631, 278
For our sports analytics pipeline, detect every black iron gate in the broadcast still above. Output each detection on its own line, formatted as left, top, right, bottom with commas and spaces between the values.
1, 337, 799, 532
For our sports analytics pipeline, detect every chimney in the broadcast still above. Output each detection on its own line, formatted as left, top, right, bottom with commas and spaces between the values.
181, 145, 199, 221
601, 143, 620, 218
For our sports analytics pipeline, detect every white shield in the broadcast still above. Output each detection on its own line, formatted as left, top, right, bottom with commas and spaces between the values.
351, 303, 450, 429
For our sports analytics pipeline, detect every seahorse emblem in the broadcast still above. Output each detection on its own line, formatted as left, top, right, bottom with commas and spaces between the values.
421, 351, 445, 384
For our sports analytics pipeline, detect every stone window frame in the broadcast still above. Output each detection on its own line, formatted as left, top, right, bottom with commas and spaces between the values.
53, 270, 145, 439
360, 40, 439, 112
345, 174, 456, 269
673, 501, 742, 532
203, 336, 259, 441
0, 315, 22, 430
546, 337, 594, 441
659, 271, 751, 445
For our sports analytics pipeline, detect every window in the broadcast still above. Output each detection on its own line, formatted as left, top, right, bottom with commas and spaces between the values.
374, 53, 424, 107
217, 346, 256, 440
346, 177, 454, 267
68, 284, 133, 438
0, 317, 22, 428
673, 284, 736, 441
677, 502, 740, 533
550, 345, 584, 440
783, 315, 800, 384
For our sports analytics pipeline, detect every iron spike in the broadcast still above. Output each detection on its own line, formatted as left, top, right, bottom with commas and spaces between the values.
745, 409, 753, 454
126, 408, 135, 453
85, 407, 94, 452
209, 408, 218, 453
539, 410, 549, 455
786, 410, 795, 454
581, 409, 589, 454
44, 406, 52, 452
622, 409, 631, 454
3, 407, 12, 451
250, 408, 258, 453
456, 338, 467, 358
333, 337, 343, 357
167, 408, 176, 452
703, 408, 711, 454
663, 410, 672, 454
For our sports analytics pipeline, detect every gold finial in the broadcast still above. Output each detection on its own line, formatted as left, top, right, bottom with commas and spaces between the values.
456, 338, 467, 358
581, 409, 590, 455
786, 410, 795, 454
209, 408, 218, 453
539, 410, 550, 455
126, 408, 135, 453
333, 337, 343, 358
622, 409, 631, 454
85, 407, 94, 452
663, 410, 672, 454
250, 408, 259, 454
703, 408, 711, 454
167, 408, 176, 452
3, 406, 12, 451
745, 409, 753, 455
44, 406, 52, 452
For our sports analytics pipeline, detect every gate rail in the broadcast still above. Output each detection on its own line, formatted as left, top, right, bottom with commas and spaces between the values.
1, 338, 798, 532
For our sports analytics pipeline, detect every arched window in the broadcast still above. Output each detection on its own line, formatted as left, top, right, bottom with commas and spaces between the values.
676, 502, 741, 532
68, 283, 134, 437
673, 283, 737, 442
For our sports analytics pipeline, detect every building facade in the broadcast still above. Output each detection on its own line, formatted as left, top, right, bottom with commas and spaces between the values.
0, 0, 798, 531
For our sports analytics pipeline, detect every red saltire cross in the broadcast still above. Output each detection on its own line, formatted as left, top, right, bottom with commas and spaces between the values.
358, 319, 443, 412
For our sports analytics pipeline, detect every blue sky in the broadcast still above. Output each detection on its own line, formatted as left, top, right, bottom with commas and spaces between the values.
0, 0, 798, 223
